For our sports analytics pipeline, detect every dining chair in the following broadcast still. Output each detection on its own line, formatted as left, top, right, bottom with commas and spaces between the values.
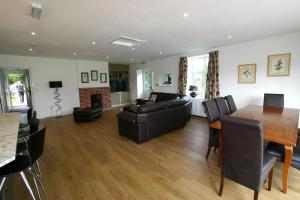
17, 118, 40, 154
263, 93, 284, 108
19, 107, 33, 128
224, 95, 237, 113
202, 100, 221, 159
214, 97, 230, 115
0, 125, 48, 200
266, 129, 300, 170
219, 115, 276, 200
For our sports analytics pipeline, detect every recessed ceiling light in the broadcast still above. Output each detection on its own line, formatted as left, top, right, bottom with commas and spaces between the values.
183, 13, 189, 18
159, 52, 163, 55
132, 47, 135, 51
106, 56, 110, 59
228, 35, 232, 39
31, 32, 36, 36
92, 41, 96, 45
130, 58, 134, 61
28, 48, 33, 51
73, 52, 77, 56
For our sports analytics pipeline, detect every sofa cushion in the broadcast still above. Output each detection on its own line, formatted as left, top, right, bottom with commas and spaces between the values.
165, 99, 184, 108
138, 102, 168, 113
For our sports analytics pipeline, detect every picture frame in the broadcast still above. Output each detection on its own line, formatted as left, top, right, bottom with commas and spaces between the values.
267, 53, 291, 76
100, 73, 107, 83
238, 64, 256, 84
81, 72, 89, 83
91, 70, 98, 81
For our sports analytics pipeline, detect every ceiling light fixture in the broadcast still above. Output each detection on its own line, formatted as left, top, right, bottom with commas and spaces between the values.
228, 35, 232, 39
132, 47, 135, 51
159, 52, 163, 55
130, 58, 134, 61
28, 48, 33, 51
111, 36, 147, 47
183, 12, 189, 18
106, 56, 110, 59
92, 41, 96, 45
73, 52, 77, 56
31, 32, 36, 36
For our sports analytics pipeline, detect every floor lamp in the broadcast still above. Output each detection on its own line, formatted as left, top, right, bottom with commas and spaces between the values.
49, 81, 63, 118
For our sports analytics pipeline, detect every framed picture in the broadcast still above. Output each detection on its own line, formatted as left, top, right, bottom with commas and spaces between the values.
238, 64, 256, 84
91, 70, 98, 81
81, 72, 89, 83
267, 53, 291, 76
100, 73, 107, 83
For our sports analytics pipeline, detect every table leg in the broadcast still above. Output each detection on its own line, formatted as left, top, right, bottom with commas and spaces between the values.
218, 131, 222, 167
282, 145, 293, 193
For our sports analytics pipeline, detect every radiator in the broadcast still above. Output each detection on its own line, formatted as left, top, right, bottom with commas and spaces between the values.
191, 98, 206, 117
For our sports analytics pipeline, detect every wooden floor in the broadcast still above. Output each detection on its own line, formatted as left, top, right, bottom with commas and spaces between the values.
6, 109, 300, 200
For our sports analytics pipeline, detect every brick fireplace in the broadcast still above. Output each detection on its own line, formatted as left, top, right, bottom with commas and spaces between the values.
79, 87, 112, 110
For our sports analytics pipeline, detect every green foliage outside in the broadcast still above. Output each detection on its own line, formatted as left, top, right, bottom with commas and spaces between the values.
8, 73, 25, 85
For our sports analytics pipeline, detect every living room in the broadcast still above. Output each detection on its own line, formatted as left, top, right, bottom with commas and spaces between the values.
0, 0, 300, 200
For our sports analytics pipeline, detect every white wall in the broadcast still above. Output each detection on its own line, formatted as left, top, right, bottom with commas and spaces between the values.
130, 32, 300, 110
76, 60, 109, 88
130, 56, 179, 100
0, 55, 109, 118
219, 32, 300, 109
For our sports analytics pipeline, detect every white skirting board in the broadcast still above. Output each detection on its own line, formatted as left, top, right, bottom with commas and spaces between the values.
191, 98, 206, 117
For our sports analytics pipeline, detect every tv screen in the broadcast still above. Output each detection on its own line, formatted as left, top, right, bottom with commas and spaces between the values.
49, 81, 63, 88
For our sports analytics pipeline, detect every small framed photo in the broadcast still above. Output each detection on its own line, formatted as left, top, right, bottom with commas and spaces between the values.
91, 70, 98, 81
100, 73, 107, 83
238, 64, 256, 84
267, 53, 291, 76
81, 72, 89, 83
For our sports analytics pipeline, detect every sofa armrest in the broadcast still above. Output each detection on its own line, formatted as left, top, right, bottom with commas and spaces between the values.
117, 111, 137, 123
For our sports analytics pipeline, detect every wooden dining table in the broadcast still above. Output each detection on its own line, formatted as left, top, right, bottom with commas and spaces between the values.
209, 105, 299, 194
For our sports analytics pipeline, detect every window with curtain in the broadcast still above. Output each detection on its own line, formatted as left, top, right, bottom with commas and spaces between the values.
186, 54, 209, 99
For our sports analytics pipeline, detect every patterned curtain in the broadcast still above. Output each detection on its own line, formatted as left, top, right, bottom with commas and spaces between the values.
178, 57, 188, 95
205, 51, 220, 100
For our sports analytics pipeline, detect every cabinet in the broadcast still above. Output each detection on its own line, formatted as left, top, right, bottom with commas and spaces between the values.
111, 92, 131, 107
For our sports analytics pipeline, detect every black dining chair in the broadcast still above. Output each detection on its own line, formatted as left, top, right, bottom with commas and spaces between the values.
263, 93, 284, 108
266, 129, 300, 170
219, 116, 276, 200
224, 95, 237, 113
19, 107, 33, 128
17, 118, 40, 154
215, 97, 230, 115
202, 100, 221, 159
0, 125, 48, 200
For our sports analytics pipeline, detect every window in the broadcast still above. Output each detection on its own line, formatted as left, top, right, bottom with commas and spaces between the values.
186, 54, 209, 99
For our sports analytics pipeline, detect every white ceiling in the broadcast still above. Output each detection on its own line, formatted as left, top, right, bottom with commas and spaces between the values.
0, 0, 300, 64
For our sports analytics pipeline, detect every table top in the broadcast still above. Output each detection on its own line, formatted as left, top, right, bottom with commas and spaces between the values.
209, 105, 299, 146
0, 112, 20, 168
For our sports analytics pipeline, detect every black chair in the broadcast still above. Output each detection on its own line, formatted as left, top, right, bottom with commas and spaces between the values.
19, 107, 33, 128
266, 129, 300, 170
0, 126, 48, 200
224, 95, 237, 113
202, 100, 221, 159
263, 93, 284, 108
219, 116, 276, 200
215, 97, 230, 115
17, 118, 40, 154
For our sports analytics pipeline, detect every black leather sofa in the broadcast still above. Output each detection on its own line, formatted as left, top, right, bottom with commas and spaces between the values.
117, 92, 192, 143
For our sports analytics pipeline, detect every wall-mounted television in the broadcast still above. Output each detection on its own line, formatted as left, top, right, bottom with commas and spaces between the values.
110, 80, 128, 92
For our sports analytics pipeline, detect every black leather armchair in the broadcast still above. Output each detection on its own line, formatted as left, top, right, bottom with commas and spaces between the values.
219, 116, 276, 200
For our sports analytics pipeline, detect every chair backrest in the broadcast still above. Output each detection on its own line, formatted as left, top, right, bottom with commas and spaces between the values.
28, 125, 46, 164
215, 97, 230, 115
221, 115, 263, 192
29, 118, 39, 134
263, 93, 284, 108
32, 111, 37, 119
202, 100, 221, 123
27, 107, 33, 122
224, 95, 237, 113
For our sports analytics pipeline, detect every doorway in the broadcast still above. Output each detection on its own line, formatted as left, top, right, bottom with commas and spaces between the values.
0, 69, 32, 113
136, 69, 154, 99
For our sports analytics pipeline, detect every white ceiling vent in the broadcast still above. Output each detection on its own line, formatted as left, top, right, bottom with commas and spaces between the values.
111, 36, 147, 47
31, 2, 42, 19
